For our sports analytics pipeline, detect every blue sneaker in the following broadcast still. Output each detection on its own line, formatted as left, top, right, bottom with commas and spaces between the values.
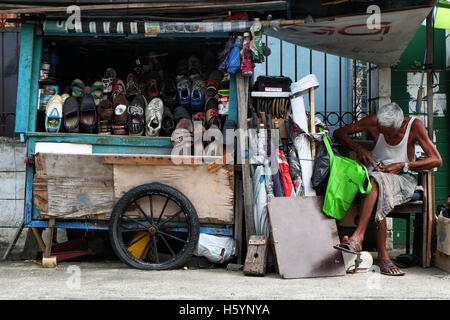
176, 75, 191, 109
190, 78, 205, 113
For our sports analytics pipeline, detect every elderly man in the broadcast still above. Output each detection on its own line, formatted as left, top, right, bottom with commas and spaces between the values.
333, 102, 442, 276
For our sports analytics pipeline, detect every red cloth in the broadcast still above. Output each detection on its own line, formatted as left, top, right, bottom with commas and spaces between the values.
276, 150, 295, 197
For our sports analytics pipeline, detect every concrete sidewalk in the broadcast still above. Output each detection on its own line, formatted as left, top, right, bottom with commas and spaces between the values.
0, 259, 449, 300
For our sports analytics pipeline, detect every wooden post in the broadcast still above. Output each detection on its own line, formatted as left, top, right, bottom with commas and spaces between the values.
42, 218, 57, 267
236, 71, 256, 243
425, 11, 434, 268
309, 88, 316, 161
234, 175, 243, 264
243, 235, 268, 276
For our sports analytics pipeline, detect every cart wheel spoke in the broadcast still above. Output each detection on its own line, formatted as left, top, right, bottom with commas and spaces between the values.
139, 239, 152, 261
133, 200, 152, 223
121, 213, 149, 229
157, 197, 170, 222
152, 234, 159, 263
158, 230, 187, 244
126, 232, 149, 249
159, 233, 176, 257
158, 210, 183, 228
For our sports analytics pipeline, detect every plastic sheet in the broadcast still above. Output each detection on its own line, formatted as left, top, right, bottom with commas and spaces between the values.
194, 233, 236, 264
253, 166, 270, 237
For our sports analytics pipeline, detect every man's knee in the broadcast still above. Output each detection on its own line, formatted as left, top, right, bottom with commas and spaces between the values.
369, 177, 378, 195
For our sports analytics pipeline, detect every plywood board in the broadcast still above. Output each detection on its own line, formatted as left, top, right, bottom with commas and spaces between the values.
268, 196, 345, 279
113, 164, 234, 224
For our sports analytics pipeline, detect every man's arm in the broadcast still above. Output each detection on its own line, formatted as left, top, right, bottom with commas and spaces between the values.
333, 114, 378, 167
408, 119, 442, 171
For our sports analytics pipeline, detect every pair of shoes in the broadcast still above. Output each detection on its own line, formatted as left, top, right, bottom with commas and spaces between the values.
128, 94, 147, 136
62, 93, 98, 133
71, 79, 85, 98
177, 75, 205, 112
46, 94, 63, 133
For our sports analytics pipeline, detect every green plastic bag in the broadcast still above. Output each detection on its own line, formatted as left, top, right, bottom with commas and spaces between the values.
322, 134, 372, 220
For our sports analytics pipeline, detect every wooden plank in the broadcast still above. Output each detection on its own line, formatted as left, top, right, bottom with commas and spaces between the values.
14, 23, 34, 134
113, 164, 234, 224
243, 235, 268, 276
28, 35, 42, 133
234, 175, 243, 264
236, 71, 255, 242
268, 197, 345, 279
43, 218, 55, 258
103, 154, 222, 166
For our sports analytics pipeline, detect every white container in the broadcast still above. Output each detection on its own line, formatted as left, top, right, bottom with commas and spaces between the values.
437, 215, 450, 256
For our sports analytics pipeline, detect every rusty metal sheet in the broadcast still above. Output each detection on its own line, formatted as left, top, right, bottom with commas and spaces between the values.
268, 196, 345, 279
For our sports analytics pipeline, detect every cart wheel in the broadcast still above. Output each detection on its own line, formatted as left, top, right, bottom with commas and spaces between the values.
109, 182, 199, 270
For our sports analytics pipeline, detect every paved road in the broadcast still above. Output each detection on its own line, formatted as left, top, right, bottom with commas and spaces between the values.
0, 259, 449, 300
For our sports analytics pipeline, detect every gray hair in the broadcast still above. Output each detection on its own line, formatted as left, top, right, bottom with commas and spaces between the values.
377, 102, 404, 130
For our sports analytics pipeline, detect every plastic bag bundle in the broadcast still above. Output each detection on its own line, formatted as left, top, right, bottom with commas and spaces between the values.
287, 144, 304, 196
194, 233, 236, 264
252, 166, 270, 237
263, 159, 274, 201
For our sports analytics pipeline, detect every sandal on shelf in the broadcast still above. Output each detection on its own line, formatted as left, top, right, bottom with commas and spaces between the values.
112, 94, 129, 135
379, 259, 406, 276
97, 98, 114, 135
90, 81, 104, 106
71, 79, 85, 98
63, 96, 80, 133
79, 95, 98, 133
127, 94, 147, 136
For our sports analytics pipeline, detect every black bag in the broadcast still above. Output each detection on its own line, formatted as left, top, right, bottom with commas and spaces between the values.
311, 139, 341, 195
256, 76, 292, 92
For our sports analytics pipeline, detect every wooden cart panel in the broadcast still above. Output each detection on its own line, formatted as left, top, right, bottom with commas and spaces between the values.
33, 153, 234, 224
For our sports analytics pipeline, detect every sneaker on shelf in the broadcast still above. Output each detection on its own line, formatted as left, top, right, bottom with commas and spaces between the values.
205, 96, 222, 131
161, 78, 178, 109
145, 97, 164, 137
177, 75, 191, 109
102, 68, 117, 94
112, 78, 126, 101
112, 94, 129, 135
190, 78, 205, 113
126, 73, 139, 98
127, 94, 147, 136
97, 98, 114, 135
160, 107, 176, 137
45, 94, 63, 133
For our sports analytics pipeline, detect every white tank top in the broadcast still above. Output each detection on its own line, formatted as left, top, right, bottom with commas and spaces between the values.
371, 117, 415, 168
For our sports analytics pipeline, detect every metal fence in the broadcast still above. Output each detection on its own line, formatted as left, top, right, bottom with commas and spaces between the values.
0, 14, 20, 138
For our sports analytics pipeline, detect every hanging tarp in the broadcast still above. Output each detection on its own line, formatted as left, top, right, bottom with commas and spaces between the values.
265, 7, 433, 66
43, 19, 253, 36
435, 0, 450, 29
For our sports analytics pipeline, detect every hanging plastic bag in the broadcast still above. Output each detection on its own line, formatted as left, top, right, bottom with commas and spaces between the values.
322, 134, 372, 220
287, 144, 304, 196
227, 36, 243, 74
194, 233, 236, 264
253, 166, 270, 237
311, 139, 341, 195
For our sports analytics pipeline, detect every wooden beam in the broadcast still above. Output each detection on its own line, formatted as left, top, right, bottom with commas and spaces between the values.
236, 71, 256, 242
425, 11, 434, 268
0, 1, 286, 14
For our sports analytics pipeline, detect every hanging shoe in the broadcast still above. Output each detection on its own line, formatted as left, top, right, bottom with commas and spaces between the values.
127, 94, 147, 136
161, 78, 178, 109
112, 95, 129, 135
79, 95, 98, 133
97, 98, 114, 135
71, 79, 85, 98
177, 75, 191, 110
45, 94, 63, 133
145, 97, 164, 136
63, 96, 80, 133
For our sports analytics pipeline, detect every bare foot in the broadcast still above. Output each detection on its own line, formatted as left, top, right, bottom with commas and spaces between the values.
379, 258, 405, 276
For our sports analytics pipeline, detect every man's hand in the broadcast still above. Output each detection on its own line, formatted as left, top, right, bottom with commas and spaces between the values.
378, 162, 405, 175
355, 146, 377, 168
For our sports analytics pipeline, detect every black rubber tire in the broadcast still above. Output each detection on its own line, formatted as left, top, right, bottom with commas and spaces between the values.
109, 182, 200, 270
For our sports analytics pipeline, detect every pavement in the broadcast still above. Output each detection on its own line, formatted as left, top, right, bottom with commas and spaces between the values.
0, 255, 449, 300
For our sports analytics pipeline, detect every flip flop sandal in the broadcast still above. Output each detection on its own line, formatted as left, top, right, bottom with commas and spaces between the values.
379, 259, 406, 276
90, 81, 104, 105
45, 94, 63, 133
79, 95, 98, 133
63, 96, 80, 133
71, 79, 85, 98
333, 239, 362, 255
127, 94, 147, 136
